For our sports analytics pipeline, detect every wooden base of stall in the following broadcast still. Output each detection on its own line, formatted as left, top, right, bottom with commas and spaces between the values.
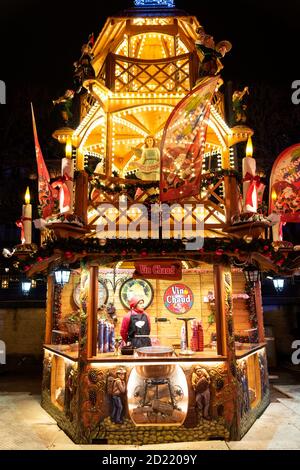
41, 345, 270, 445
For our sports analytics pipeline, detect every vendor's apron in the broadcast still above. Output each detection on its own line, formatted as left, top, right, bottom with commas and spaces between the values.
127, 312, 151, 349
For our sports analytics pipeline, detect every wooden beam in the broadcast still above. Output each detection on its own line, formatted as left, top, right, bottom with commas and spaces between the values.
105, 113, 113, 177
45, 275, 54, 344
221, 147, 231, 170
87, 265, 99, 358
213, 264, 228, 356
161, 37, 170, 58
125, 25, 178, 36
74, 171, 88, 225
105, 53, 116, 91
223, 175, 240, 224
254, 280, 265, 343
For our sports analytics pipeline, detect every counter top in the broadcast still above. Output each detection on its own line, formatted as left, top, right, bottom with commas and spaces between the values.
44, 343, 267, 363
235, 343, 266, 359
89, 348, 226, 363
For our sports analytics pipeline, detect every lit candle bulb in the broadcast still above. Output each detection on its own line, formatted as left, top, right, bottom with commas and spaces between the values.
242, 136, 257, 213
22, 187, 32, 244
271, 189, 281, 241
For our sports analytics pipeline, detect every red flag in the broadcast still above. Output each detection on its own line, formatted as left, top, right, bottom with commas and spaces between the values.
31, 104, 54, 219
160, 77, 219, 202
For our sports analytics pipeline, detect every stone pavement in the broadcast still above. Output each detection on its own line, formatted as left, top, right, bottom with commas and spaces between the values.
1, 370, 300, 450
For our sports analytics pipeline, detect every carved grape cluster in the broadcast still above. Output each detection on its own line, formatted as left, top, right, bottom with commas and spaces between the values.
88, 388, 97, 407
215, 377, 224, 391
88, 369, 99, 384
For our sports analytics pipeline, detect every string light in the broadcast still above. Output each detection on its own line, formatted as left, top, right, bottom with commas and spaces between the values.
117, 104, 173, 117
79, 115, 106, 153
84, 151, 103, 160
74, 105, 103, 138
110, 92, 186, 99
131, 18, 173, 26
207, 119, 226, 147
210, 105, 232, 135
112, 116, 148, 137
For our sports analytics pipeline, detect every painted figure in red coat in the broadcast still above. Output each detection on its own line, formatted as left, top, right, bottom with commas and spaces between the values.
120, 297, 151, 349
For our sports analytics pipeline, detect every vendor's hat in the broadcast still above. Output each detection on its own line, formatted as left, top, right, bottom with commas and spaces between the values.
129, 296, 144, 309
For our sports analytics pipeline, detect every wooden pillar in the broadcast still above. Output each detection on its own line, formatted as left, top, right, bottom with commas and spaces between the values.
213, 264, 228, 356
74, 170, 88, 226
254, 280, 265, 343
105, 113, 113, 177
224, 175, 240, 224
45, 275, 54, 344
222, 147, 231, 170
214, 264, 241, 439
87, 265, 99, 358
105, 53, 115, 91
76, 148, 84, 172
189, 52, 199, 90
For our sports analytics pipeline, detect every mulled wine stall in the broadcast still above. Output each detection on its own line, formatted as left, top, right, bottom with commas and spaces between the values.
14, 0, 300, 445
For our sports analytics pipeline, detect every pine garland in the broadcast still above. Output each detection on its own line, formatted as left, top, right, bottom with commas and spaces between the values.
89, 169, 243, 201
200, 169, 242, 189
13, 236, 291, 274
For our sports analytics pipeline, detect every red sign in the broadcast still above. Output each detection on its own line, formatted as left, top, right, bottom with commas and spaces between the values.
133, 260, 182, 280
269, 143, 300, 223
163, 284, 194, 314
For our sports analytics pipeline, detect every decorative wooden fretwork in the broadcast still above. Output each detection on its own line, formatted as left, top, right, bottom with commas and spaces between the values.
101, 52, 198, 93
212, 91, 225, 118
87, 174, 227, 236
80, 93, 98, 120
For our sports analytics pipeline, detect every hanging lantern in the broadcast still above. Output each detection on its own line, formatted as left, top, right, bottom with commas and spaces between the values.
22, 280, 32, 295
243, 264, 260, 285
273, 278, 285, 293
54, 267, 71, 285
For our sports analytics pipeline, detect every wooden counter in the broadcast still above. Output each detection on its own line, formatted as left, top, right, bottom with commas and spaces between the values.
44, 343, 266, 363
235, 343, 266, 359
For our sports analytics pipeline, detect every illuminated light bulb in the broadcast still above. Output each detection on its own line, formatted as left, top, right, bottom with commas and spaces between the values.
271, 189, 277, 202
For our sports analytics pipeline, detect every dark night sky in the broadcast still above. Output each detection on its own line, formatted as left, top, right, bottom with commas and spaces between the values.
1, 0, 300, 235
0, 0, 299, 85
0, 0, 299, 124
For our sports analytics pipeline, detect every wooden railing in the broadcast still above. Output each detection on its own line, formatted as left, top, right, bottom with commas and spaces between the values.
86, 174, 230, 235
80, 93, 97, 120
99, 52, 199, 93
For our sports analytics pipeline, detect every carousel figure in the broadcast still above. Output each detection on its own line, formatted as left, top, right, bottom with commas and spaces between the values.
232, 86, 249, 124
73, 33, 96, 93
131, 136, 160, 181
53, 89, 75, 125
108, 368, 127, 424
191, 366, 211, 420
195, 27, 232, 78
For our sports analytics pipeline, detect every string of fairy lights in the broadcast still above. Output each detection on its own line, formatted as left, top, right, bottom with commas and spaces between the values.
113, 32, 190, 93
77, 100, 230, 178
